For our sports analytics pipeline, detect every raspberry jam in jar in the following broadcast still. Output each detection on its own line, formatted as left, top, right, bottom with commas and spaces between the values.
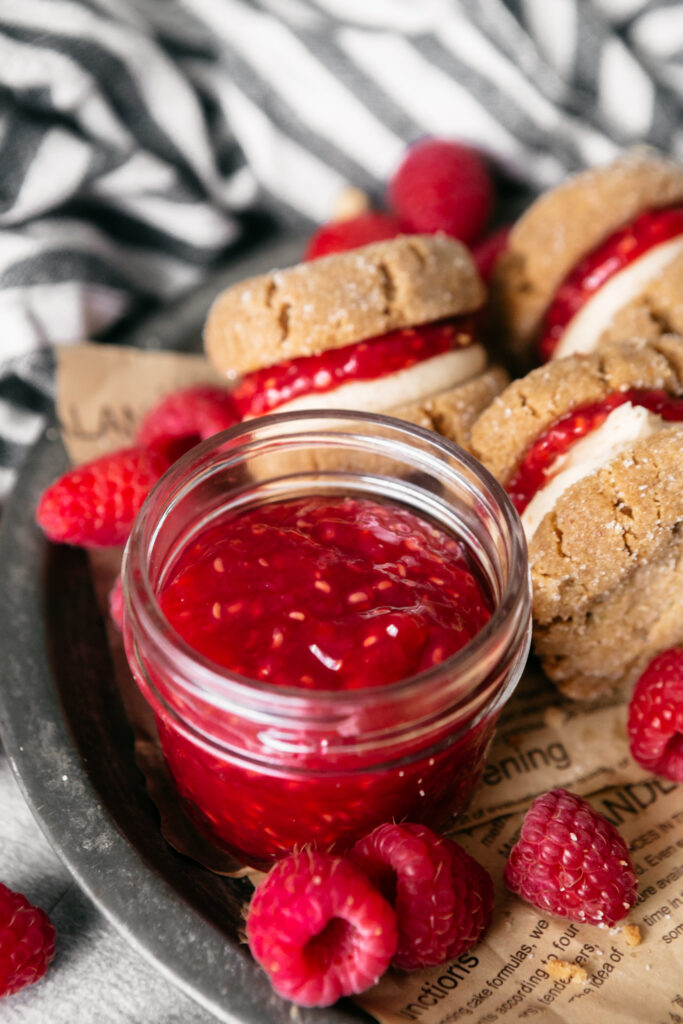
123, 412, 531, 866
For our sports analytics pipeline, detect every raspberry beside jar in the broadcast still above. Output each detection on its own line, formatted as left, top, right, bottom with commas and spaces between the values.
122, 411, 531, 867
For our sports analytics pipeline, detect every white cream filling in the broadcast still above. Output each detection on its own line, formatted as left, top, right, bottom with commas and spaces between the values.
553, 235, 683, 359
255, 344, 487, 417
522, 403, 667, 540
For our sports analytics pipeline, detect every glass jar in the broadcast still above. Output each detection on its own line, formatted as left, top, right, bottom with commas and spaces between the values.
122, 411, 531, 867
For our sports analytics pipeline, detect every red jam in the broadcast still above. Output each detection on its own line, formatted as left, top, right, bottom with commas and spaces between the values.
231, 317, 474, 419
143, 496, 499, 864
159, 497, 491, 690
507, 389, 683, 513
153, 705, 496, 866
124, 413, 531, 868
539, 206, 683, 361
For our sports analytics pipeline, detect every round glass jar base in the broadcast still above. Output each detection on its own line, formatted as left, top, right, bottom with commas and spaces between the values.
155, 710, 498, 867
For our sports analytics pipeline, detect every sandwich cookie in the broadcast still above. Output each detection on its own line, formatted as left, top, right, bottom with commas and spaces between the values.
204, 236, 494, 425
493, 150, 683, 364
393, 366, 508, 450
470, 337, 683, 699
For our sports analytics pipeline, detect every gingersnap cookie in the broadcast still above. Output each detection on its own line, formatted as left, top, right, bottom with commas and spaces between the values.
603, 250, 683, 345
203, 235, 490, 423
392, 366, 508, 449
205, 235, 484, 375
493, 149, 683, 363
470, 336, 683, 698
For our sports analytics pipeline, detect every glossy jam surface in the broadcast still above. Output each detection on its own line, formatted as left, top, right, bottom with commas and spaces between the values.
539, 206, 683, 361
159, 496, 491, 689
508, 389, 683, 513
231, 318, 473, 419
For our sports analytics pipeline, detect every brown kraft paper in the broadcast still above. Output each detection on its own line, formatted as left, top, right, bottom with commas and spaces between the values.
55, 342, 683, 1021
57, 343, 251, 877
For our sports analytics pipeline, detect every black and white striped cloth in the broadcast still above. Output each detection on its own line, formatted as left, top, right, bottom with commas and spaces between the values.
1, 0, 681, 500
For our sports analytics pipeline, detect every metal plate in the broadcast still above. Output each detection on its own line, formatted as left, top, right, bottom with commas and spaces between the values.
0, 234, 373, 1023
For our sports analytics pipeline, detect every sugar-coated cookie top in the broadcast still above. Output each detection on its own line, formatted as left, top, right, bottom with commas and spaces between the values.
204, 234, 485, 376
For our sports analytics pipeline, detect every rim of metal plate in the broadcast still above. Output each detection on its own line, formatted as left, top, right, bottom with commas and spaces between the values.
0, 234, 369, 1024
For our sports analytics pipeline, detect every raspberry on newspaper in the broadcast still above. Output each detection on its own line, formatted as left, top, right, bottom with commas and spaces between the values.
246, 851, 397, 1007
0, 883, 56, 997
504, 788, 638, 927
628, 647, 683, 782
349, 822, 494, 970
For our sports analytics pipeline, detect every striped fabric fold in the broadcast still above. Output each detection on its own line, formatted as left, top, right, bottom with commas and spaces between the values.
0, 0, 680, 499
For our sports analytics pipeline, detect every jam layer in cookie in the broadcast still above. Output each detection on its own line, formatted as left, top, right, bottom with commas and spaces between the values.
230, 317, 482, 419
539, 206, 683, 361
508, 388, 683, 537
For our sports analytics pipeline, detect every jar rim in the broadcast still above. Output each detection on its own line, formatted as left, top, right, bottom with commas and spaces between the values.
123, 409, 530, 712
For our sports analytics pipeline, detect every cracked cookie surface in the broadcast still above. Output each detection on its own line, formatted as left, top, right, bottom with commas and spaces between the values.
595, 250, 683, 347
204, 235, 485, 376
535, 527, 683, 699
531, 427, 683, 624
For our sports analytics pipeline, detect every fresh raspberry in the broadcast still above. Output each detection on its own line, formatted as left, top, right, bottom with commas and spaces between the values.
471, 225, 511, 282
388, 138, 493, 244
37, 387, 239, 550
246, 851, 397, 1007
109, 574, 123, 631
504, 788, 638, 927
304, 211, 403, 260
136, 385, 240, 454
349, 822, 493, 970
628, 647, 683, 782
0, 883, 55, 997
36, 445, 172, 548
